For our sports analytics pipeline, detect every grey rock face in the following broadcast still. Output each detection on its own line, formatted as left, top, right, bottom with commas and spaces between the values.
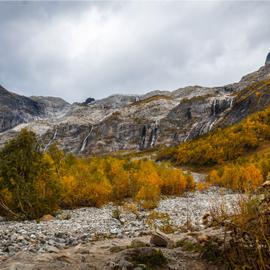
266, 52, 270, 65
0, 63, 270, 154
0, 85, 44, 132
30, 96, 70, 117
0, 86, 71, 133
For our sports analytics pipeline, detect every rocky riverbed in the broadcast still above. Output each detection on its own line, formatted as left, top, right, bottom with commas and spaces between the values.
0, 187, 241, 257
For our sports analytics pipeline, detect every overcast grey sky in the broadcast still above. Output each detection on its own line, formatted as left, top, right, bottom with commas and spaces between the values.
0, 1, 269, 102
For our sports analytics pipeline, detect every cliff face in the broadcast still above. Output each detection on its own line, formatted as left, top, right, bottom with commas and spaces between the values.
0, 85, 70, 133
0, 85, 44, 132
1, 61, 270, 154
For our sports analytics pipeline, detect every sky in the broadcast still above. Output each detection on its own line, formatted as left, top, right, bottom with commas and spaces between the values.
0, 1, 269, 103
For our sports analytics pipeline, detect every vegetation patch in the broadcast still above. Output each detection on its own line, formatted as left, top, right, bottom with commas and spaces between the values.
129, 248, 168, 269
0, 129, 195, 220
130, 95, 172, 107
175, 238, 201, 252
203, 187, 270, 269
157, 104, 270, 168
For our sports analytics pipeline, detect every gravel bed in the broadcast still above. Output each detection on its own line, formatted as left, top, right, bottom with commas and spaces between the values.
0, 187, 242, 256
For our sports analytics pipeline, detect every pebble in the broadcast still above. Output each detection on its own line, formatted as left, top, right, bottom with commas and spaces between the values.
0, 187, 241, 256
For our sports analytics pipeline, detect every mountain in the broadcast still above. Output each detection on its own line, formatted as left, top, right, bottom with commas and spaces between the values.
0, 85, 70, 133
0, 85, 44, 132
0, 54, 270, 154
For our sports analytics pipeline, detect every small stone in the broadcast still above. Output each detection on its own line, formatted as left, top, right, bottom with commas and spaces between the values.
0, 216, 6, 222
74, 247, 90, 254
117, 259, 133, 269
110, 228, 121, 234
7, 262, 30, 270
262, 180, 270, 188
202, 213, 212, 226
55, 251, 75, 263
36, 253, 54, 262
10, 234, 18, 242
46, 246, 59, 253
16, 236, 24, 241
130, 239, 148, 248
48, 239, 56, 246
57, 212, 71, 220
197, 234, 210, 243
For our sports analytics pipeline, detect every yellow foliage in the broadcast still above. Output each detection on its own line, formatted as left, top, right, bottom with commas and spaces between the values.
0, 187, 12, 204
196, 182, 210, 191
159, 106, 270, 167
56, 156, 195, 209
207, 163, 264, 192
158, 165, 187, 195
0, 130, 196, 217
122, 202, 139, 216
135, 184, 160, 209
207, 170, 220, 186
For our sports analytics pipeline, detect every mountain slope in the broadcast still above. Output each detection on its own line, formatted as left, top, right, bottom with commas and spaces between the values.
160, 104, 270, 167
0, 85, 45, 132
0, 56, 270, 154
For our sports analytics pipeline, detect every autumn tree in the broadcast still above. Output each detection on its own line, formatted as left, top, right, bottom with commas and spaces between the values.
0, 129, 61, 219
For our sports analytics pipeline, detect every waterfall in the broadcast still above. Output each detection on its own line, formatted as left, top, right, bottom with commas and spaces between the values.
185, 95, 234, 142
198, 119, 215, 136
44, 128, 57, 151
229, 97, 233, 108
184, 123, 198, 142
150, 120, 159, 147
80, 126, 93, 153
139, 125, 147, 150
212, 99, 217, 116
208, 119, 217, 132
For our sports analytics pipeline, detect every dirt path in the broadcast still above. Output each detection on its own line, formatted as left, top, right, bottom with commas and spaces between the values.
0, 232, 223, 270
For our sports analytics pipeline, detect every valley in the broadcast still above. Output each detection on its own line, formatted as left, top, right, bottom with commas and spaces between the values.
0, 55, 270, 270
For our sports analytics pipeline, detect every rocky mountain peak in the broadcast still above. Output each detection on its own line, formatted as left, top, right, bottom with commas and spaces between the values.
83, 97, 95, 105
266, 52, 270, 65
1, 61, 270, 154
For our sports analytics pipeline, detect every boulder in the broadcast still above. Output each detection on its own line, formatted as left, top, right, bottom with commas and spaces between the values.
150, 230, 174, 248
40, 214, 55, 222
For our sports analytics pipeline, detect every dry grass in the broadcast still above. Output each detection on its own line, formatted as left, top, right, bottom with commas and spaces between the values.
130, 95, 172, 107
206, 188, 270, 269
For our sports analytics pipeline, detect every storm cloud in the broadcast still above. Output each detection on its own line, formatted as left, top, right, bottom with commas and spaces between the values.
0, 1, 269, 102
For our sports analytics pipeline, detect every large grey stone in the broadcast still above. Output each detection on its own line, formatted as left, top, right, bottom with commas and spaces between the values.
150, 230, 174, 248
